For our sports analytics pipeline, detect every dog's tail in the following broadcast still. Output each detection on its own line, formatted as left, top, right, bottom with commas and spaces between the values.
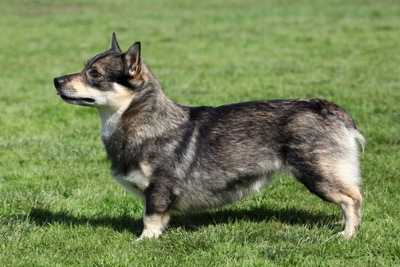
350, 128, 366, 153
323, 100, 365, 153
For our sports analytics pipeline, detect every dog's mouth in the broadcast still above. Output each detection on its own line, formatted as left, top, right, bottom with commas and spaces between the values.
59, 94, 95, 105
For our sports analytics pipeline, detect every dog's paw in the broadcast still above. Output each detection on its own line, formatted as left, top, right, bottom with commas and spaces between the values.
339, 230, 356, 239
135, 229, 162, 242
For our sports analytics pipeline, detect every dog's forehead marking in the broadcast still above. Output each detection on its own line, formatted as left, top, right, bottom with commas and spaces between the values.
85, 50, 121, 68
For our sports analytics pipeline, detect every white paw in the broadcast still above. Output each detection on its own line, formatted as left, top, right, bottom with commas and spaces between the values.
340, 230, 356, 239
135, 229, 162, 242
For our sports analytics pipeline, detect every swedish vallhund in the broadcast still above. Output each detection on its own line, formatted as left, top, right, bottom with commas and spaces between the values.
54, 33, 365, 240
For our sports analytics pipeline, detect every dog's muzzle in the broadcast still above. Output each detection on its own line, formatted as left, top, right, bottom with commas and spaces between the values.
53, 75, 96, 106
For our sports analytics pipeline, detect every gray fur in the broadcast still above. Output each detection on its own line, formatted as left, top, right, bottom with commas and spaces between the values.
54, 33, 365, 240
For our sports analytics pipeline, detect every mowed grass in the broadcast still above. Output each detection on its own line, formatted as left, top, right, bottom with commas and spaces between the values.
1, 0, 399, 266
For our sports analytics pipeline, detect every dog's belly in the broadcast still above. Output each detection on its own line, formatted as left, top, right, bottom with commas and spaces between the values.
172, 158, 283, 212
112, 159, 281, 212
173, 174, 274, 212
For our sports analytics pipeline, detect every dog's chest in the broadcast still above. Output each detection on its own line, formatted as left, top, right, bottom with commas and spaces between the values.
100, 111, 123, 141
97, 94, 133, 141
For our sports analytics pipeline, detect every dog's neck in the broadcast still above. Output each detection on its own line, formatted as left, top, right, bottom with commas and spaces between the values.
127, 92, 188, 142
97, 93, 134, 142
97, 71, 188, 145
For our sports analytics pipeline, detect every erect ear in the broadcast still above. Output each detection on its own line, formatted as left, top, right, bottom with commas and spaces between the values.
125, 42, 141, 77
110, 32, 121, 53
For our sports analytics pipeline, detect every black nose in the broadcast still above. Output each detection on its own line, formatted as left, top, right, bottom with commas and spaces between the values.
53, 77, 64, 88
54, 75, 73, 88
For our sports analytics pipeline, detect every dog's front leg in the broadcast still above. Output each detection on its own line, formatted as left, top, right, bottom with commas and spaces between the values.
136, 184, 174, 241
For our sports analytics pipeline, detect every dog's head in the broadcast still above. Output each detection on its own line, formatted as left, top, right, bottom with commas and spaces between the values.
53, 33, 144, 109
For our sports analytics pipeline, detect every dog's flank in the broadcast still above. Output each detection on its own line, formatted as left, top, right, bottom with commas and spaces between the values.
54, 33, 365, 240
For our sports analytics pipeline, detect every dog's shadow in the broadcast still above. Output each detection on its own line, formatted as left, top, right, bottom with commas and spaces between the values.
27, 206, 339, 237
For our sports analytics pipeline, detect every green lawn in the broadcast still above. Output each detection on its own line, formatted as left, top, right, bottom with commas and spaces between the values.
1, 0, 399, 266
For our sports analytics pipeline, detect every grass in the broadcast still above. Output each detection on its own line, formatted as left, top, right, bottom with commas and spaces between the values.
1, 0, 399, 266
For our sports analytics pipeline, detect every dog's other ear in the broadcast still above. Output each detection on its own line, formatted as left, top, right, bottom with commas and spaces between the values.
125, 42, 141, 77
110, 32, 121, 53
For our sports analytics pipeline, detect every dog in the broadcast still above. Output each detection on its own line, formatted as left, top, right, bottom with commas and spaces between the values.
54, 33, 365, 240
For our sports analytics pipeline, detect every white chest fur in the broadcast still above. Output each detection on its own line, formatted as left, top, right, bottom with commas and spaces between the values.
113, 169, 150, 200
96, 83, 136, 141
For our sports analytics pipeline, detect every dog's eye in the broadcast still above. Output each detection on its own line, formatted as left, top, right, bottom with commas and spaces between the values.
88, 69, 102, 78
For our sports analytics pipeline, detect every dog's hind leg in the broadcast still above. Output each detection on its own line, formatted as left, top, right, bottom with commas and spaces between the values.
315, 176, 362, 238
291, 158, 362, 238
329, 185, 362, 238
321, 143, 363, 238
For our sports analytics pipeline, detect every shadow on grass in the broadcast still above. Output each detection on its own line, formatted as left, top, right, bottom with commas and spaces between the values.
26, 206, 339, 236
172, 207, 339, 232
27, 208, 143, 236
